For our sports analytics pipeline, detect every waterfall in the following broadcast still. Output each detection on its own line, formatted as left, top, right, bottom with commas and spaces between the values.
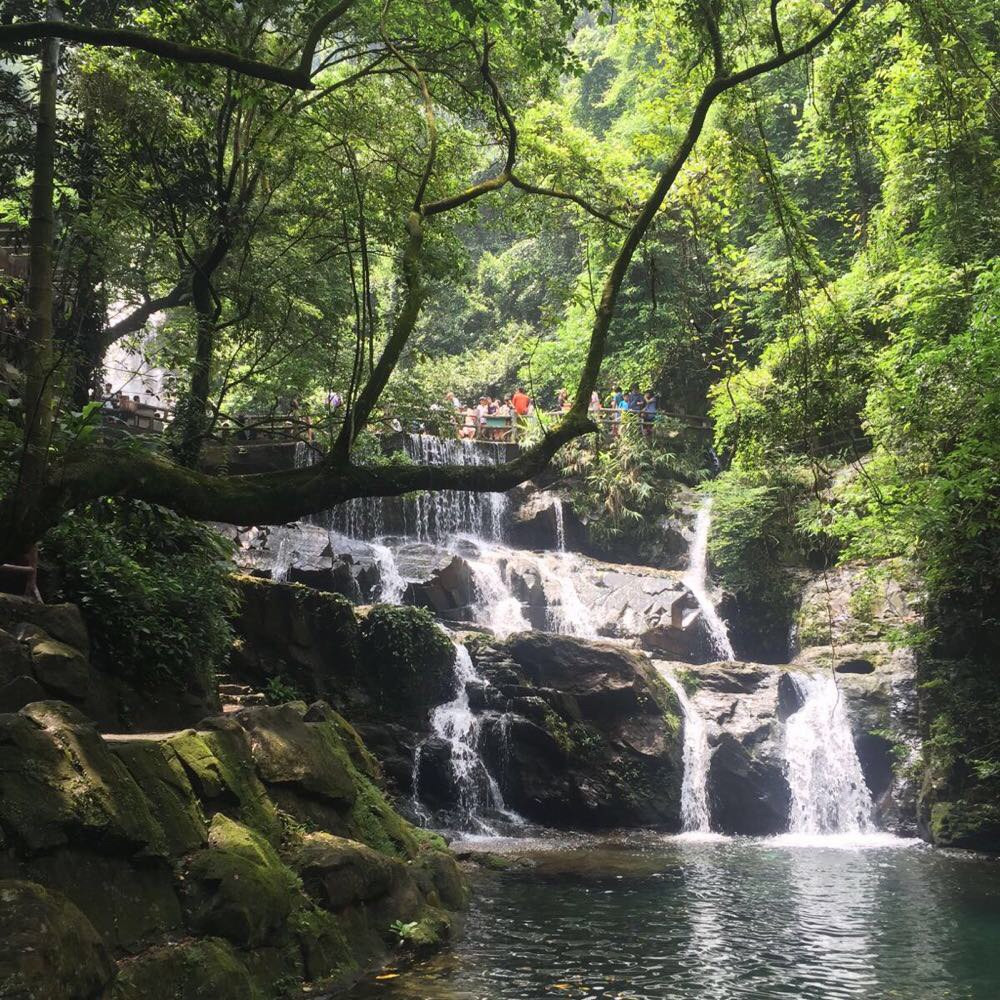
782, 672, 874, 836
553, 498, 566, 551
327, 434, 509, 542
537, 552, 597, 639
658, 668, 715, 835
684, 498, 735, 661
271, 532, 292, 582
417, 640, 522, 832
467, 546, 531, 639
370, 539, 407, 605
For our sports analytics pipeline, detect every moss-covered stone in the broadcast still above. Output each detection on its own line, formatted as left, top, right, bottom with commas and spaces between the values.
110, 938, 258, 1000
0, 880, 113, 1000
5, 848, 183, 953
110, 739, 208, 856
0, 703, 166, 856
181, 814, 299, 948
29, 638, 91, 701
167, 724, 280, 842
235, 703, 357, 806
356, 605, 455, 728
295, 831, 402, 911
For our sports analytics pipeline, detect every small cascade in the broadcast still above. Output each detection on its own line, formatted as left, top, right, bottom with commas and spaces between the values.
553, 498, 567, 551
369, 539, 407, 604
271, 532, 292, 583
417, 640, 521, 832
659, 668, 714, 834
684, 497, 735, 661
537, 552, 597, 639
782, 672, 874, 836
331, 434, 511, 543
467, 546, 531, 639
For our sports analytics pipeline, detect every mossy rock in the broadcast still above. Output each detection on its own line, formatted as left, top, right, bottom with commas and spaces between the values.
180, 814, 301, 948
167, 724, 280, 842
8, 848, 183, 952
926, 799, 1000, 851
110, 938, 258, 1000
288, 904, 356, 983
412, 847, 468, 909
110, 740, 208, 857
0, 879, 113, 1000
0, 702, 166, 857
234, 704, 357, 806
294, 831, 403, 911
29, 638, 91, 701
356, 605, 455, 727
305, 702, 383, 781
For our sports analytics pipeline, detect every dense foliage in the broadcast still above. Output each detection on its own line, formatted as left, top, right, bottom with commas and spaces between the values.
43, 500, 239, 688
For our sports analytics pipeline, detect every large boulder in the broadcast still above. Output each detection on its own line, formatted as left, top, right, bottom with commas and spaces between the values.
0, 880, 113, 1000
0, 702, 166, 856
180, 815, 296, 948
469, 633, 684, 829
109, 938, 257, 1000
708, 733, 790, 836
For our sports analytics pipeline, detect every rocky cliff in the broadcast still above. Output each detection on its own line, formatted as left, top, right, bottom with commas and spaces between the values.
0, 699, 465, 999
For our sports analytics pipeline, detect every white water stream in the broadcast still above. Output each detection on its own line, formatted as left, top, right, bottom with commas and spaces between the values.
659, 669, 714, 835
421, 640, 523, 833
683, 498, 735, 661
781, 672, 875, 838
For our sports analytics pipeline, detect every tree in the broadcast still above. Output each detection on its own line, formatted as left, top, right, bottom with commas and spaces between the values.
0, 0, 861, 558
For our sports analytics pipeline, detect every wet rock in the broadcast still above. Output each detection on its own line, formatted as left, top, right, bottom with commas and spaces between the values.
0, 880, 113, 1000
777, 672, 806, 720
507, 489, 585, 551
708, 732, 790, 836
472, 633, 684, 829
414, 736, 457, 812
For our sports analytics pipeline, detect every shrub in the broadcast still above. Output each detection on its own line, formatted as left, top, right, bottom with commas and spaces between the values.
43, 499, 239, 690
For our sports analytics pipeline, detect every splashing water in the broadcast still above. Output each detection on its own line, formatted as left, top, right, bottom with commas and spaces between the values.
271, 533, 292, 583
684, 498, 735, 661
420, 640, 522, 832
782, 672, 874, 836
658, 667, 715, 834
467, 547, 531, 639
370, 538, 407, 604
536, 552, 598, 639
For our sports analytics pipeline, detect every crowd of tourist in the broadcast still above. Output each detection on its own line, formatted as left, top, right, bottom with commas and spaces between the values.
442, 383, 662, 441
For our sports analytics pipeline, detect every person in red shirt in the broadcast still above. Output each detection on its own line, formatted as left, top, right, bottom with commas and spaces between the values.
510, 387, 531, 416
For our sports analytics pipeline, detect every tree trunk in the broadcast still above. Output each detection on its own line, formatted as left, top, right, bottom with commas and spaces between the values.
169, 266, 215, 467
4, 13, 60, 544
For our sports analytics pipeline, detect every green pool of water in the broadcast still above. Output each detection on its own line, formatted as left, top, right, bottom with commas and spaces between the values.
347, 833, 1000, 1000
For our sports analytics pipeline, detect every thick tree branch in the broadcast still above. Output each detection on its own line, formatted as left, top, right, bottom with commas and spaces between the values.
0, 2, 360, 90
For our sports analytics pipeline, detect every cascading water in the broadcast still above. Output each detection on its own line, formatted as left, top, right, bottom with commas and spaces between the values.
417, 639, 521, 832
331, 434, 511, 542
553, 497, 566, 552
782, 672, 874, 836
536, 552, 597, 639
466, 546, 531, 639
684, 498, 735, 661
369, 539, 407, 604
658, 668, 714, 835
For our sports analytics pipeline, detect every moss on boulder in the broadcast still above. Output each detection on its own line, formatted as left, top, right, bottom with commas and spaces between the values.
0, 879, 113, 1000
110, 938, 257, 1000
0, 702, 165, 856
181, 814, 298, 948
110, 740, 208, 856
167, 724, 280, 842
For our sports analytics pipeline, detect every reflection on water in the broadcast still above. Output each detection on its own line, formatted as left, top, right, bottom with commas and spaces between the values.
346, 836, 1000, 1000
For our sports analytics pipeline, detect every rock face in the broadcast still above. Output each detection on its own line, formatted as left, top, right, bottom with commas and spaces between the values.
0, 595, 219, 732
467, 633, 684, 829
0, 700, 465, 1000
230, 577, 455, 729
